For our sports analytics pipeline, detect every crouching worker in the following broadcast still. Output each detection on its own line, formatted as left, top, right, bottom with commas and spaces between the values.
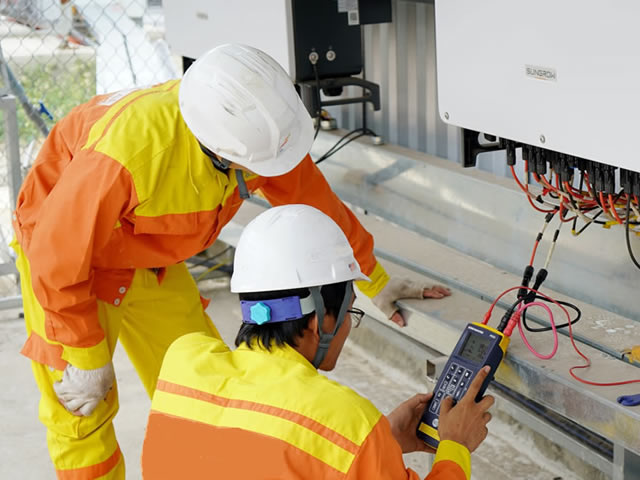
141, 204, 493, 479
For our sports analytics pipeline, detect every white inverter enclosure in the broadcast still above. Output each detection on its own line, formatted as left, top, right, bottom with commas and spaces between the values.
163, 0, 294, 76
434, 0, 640, 172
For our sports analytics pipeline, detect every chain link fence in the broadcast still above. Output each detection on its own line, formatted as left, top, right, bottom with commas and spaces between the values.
0, 0, 177, 299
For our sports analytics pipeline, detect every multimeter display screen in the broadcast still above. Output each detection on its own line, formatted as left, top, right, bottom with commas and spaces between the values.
459, 332, 491, 364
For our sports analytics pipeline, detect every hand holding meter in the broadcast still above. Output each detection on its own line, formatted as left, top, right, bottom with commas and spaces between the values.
437, 367, 495, 452
416, 322, 509, 449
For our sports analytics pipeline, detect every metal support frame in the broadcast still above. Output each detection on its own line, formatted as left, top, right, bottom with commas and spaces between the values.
2, 95, 22, 209
498, 389, 614, 476
461, 128, 506, 167
613, 444, 640, 480
298, 76, 381, 117
462, 128, 504, 168
0, 94, 22, 310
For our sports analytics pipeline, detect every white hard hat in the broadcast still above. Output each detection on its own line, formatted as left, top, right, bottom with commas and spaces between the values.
231, 205, 369, 293
179, 44, 314, 177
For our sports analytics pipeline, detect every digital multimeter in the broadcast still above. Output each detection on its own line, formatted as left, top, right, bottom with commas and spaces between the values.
416, 322, 509, 448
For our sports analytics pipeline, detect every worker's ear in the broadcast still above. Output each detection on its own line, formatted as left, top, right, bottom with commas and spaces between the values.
307, 314, 320, 340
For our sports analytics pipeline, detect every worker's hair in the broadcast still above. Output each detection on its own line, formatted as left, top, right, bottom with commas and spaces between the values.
235, 281, 349, 351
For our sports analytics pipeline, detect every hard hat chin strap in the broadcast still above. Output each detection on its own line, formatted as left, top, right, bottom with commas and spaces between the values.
235, 169, 251, 199
199, 142, 231, 171
198, 142, 251, 199
311, 282, 353, 369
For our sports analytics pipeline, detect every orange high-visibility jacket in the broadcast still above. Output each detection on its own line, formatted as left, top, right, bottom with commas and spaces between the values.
13, 80, 389, 371
142, 333, 471, 480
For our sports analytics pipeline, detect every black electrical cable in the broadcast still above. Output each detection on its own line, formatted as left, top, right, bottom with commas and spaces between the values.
573, 209, 604, 236
314, 127, 376, 165
559, 170, 610, 233
521, 296, 582, 332
571, 170, 586, 233
625, 194, 640, 271
573, 191, 639, 235
316, 131, 366, 162
500, 296, 582, 333
617, 190, 640, 225
312, 62, 322, 140
561, 178, 580, 218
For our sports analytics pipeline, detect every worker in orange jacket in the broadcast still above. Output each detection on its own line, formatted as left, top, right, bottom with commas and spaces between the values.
142, 204, 492, 479
13, 44, 451, 478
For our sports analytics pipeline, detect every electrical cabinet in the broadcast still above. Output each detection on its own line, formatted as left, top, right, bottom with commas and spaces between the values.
435, 0, 640, 173
163, 0, 390, 81
163, 0, 293, 74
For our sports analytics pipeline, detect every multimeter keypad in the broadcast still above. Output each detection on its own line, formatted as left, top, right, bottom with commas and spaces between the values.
430, 363, 473, 414
419, 323, 506, 448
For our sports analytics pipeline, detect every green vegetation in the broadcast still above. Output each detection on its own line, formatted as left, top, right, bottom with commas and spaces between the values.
0, 55, 96, 147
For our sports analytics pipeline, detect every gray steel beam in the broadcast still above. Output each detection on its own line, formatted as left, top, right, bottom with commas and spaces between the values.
613, 443, 640, 480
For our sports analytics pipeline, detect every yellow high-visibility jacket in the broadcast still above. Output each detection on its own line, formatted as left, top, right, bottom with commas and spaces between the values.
13, 80, 389, 371
142, 333, 472, 479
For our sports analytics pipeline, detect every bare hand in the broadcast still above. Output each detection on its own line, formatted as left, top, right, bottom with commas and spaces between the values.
387, 393, 436, 454
437, 366, 494, 452
423, 285, 452, 299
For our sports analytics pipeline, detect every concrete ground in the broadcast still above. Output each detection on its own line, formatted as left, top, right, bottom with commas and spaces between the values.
1, 282, 588, 479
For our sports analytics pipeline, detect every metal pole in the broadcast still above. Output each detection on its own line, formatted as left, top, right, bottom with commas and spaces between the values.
2, 95, 22, 210
0, 45, 49, 138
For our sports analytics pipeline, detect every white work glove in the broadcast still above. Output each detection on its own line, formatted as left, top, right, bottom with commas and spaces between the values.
372, 277, 451, 327
53, 362, 115, 416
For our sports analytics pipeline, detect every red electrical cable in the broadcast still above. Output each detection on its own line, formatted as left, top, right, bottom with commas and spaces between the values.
537, 172, 580, 221
484, 286, 640, 387
562, 181, 597, 205
529, 241, 540, 267
558, 201, 577, 223
510, 165, 556, 214
532, 172, 541, 184
514, 301, 559, 359
584, 172, 597, 201
608, 194, 623, 224
510, 165, 528, 193
538, 173, 558, 194
599, 191, 610, 217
